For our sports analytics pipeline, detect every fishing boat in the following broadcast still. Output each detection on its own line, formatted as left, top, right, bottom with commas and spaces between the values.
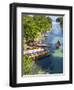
56, 40, 61, 49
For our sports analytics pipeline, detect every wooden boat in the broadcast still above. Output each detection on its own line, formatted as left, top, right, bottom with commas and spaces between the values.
24, 48, 50, 61
31, 51, 50, 61
56, 40, 61, 49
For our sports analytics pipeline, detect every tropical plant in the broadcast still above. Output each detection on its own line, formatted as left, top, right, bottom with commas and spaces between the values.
56, 17, 63, 28
22, 15, 52, 45
23, 55, 33, 75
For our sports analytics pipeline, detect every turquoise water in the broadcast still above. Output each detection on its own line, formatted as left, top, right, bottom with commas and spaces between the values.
35, 17, 63, 74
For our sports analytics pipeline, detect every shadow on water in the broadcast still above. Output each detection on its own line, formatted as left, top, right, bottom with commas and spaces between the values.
35, 54, 63, 74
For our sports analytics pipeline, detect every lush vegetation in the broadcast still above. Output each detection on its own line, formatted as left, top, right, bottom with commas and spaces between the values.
23, 55, 46, 75
56, 17, 63, 28
23, 55, 34, 75
23, 15, 52, 45
22, 15, 52, 75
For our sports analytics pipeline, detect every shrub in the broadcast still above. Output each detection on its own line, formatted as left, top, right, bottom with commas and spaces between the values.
23, 55, 33, 75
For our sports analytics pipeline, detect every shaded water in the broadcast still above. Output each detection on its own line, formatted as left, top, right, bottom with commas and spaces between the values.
35, 17, 63, 74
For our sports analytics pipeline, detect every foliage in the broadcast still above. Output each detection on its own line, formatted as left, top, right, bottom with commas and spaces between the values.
33, 15, 52, 32
22, 15, 52, 44
23, 55, 33, 75
56, 17, 63, 28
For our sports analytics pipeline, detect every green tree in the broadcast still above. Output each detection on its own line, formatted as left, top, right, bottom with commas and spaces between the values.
22, 15, 52, 44
33, 15, 52, 33
56, 17, 63, 28
23, 16, 39, 44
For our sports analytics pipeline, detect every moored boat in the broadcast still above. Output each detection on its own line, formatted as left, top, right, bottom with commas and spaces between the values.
30, 50, 50, 61
56, 40, 61, 49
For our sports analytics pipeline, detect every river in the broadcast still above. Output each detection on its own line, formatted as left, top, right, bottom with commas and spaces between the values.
35, 17, 63, 74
